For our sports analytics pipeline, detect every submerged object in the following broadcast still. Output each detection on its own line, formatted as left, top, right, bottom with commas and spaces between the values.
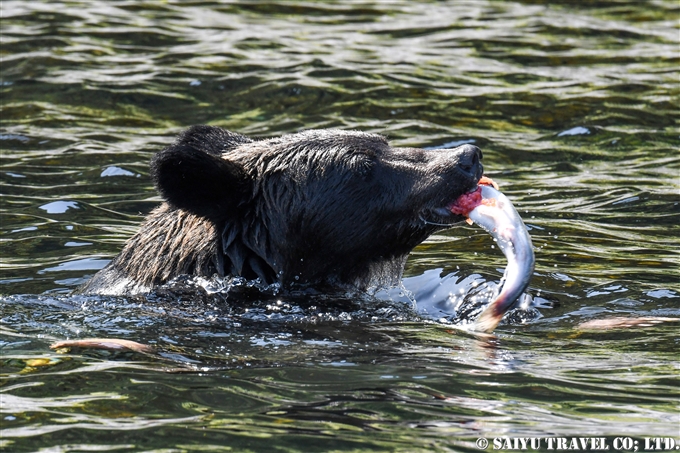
450, 180, 535, 333
50, 338, 155, 353
577, 316, 679, 330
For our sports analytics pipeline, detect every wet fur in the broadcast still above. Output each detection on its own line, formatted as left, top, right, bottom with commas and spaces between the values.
80, 126, 483, 295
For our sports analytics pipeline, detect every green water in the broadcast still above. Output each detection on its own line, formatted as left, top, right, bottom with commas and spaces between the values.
1, 1, 679, 452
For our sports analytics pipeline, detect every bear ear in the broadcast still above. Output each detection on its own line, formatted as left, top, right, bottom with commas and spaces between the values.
150, 141, 250, 222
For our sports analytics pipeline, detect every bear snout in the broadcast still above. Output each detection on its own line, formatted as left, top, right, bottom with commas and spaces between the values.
454, 144, 483, 179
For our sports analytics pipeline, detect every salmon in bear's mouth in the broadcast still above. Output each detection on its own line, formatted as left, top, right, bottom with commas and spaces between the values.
448, 176, 499, 218
448, 176, 535, 333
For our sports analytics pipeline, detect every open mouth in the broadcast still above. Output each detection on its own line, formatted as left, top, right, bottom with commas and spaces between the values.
449, 175, 499, 211
421, 176, 498, 226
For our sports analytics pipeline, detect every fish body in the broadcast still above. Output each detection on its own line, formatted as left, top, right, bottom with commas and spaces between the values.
459, 185, 535, 332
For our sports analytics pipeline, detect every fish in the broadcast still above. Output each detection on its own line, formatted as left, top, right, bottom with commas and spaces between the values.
50, 338, 155, 353
577, 316, 679, 330
451, 181, 535, 333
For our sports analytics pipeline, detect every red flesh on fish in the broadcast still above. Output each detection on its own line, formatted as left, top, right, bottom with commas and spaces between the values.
449, 176, 499, 222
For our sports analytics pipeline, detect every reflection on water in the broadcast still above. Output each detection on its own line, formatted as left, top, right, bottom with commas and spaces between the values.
1, 0, 679, 450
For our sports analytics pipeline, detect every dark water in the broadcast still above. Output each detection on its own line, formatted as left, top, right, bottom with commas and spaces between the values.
1, 1, 679, 451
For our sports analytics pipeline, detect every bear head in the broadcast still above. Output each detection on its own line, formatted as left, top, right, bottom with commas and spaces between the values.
151, 125, 483, 290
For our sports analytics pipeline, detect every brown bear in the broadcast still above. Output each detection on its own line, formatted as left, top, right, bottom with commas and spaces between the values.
79, 125, 483, 296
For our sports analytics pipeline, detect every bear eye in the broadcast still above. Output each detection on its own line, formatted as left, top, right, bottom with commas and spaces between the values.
349, 154, 375, 178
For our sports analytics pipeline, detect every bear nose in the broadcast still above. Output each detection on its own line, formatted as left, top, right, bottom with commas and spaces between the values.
455, 144, 483, 177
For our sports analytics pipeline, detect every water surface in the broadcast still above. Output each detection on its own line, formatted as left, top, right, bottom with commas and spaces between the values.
1, 1, 679, 451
